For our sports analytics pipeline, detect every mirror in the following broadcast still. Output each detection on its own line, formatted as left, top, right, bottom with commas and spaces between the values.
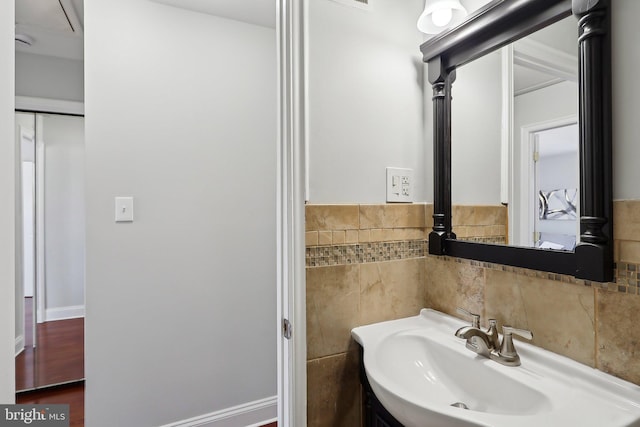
451, 15, 579, 250
15, 112, 85, 391
421, 0, 613, 282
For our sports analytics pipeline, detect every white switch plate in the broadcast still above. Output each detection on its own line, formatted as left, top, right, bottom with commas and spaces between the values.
386, 167, 413, 203
115, 197, 134, 222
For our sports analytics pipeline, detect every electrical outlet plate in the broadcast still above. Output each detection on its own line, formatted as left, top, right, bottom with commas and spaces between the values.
386, 167, 413, 203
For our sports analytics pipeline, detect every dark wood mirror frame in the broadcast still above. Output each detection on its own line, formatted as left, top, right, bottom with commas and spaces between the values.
421, 0, 613, 282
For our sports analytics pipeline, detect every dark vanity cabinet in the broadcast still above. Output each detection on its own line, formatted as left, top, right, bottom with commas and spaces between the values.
359, 345, 404, 427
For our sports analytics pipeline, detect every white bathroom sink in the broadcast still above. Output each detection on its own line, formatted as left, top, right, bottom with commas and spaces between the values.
352, 309, 640, 427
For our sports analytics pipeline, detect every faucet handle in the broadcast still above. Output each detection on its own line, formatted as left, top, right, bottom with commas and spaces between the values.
492, 325, 533, 367
456, 307, 480, 328
502, 325, 533, 341
486, 319, 500, 349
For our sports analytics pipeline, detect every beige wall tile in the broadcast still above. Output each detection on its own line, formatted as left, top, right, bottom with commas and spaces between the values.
306, 204, 359, 231
382, 228, 396, 241
596, 289, 640, 384
358, 229, 370, 243
318, 231, 332, 246
424, 256, 485, 319
619, 240, 640, 264
307, 265, 360, 359
425, 204, 434, 229
391, 228, 425, 241
345, 230, 359, 244
360, 259, 425, 326
485, 269, 595, 366
370, 228, 384, 242
453, 205, 507, 227
306, 231, 319, 247
454, 226, 470, 238
452, 206, 472, 226
489, 225, 506, 237
360, 204, 425, 229
332, 231, 346, 245
307, 349, 361, 427
614, 200, 640, 241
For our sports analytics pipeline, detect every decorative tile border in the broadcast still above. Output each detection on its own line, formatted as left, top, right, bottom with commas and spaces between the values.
306, 240, 426, 267
458, 236, 506, 245
305, 240, 640, 296
616, 262, 639, 294
432, 255, 640, 295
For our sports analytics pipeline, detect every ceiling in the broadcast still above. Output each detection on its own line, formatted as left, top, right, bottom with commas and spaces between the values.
14, 0, 275, 62
15, 0, 84, 60
513, 16, 577, 96
150, 0, 275, 29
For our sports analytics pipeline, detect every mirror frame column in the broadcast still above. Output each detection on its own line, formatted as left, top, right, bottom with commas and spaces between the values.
429, 58, 456, 255
574, 0, 613, 281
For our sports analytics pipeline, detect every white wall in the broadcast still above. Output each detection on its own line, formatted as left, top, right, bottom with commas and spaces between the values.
42, 114, 85, 319
0, 0, 15, 404
84, 0, 276, 425
15, 52, 84, 102
612, 0, 640, 200
451, 51, 503, 205
307, 0, 427, 203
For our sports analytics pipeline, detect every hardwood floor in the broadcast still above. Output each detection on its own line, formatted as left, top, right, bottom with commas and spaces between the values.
15, 297, 84, 390
16, 382, 84, 427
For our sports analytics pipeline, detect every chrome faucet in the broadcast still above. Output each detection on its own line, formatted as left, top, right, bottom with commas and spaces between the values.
454, 307, 532, 367
454, 308, 492, 357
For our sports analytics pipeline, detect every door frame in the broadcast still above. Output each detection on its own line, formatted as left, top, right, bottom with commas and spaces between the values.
518, 115, 578, 247
276, 1, 307, 425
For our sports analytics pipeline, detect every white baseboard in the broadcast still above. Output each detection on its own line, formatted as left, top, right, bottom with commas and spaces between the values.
44, 305, 85, 322
15, 335, 25, 356
159, 396, 277, 427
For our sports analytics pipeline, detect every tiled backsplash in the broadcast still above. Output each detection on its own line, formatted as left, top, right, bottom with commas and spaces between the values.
306, 240, 425, 267
305, 200, 640, 427
305, 203, 428, 427
452, 205, 507, 244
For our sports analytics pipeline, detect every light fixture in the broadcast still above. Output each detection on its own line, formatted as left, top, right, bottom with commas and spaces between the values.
417, 0, 467, 34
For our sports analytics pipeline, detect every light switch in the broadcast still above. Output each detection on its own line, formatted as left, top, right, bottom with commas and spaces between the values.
115, 197, 134, 222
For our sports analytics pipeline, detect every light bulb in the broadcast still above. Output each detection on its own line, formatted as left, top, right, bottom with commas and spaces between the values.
431, 8, 452, 27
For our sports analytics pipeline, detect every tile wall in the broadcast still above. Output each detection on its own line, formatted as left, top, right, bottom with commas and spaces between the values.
451, 205, 507, 244
306, 200, 640, 427
305, 204, 428, 427
426, 200, 640, 384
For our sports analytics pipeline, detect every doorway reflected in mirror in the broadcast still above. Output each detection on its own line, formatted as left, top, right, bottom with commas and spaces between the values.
450, 15, 578, 250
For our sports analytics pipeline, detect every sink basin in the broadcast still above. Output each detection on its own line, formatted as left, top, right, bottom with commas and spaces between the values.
352, 309, 640, 427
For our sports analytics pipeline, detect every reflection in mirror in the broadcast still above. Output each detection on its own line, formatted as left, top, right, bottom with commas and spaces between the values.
15, 112, 85, 391
531, 124, 579, 250
451, 15, 578, 249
